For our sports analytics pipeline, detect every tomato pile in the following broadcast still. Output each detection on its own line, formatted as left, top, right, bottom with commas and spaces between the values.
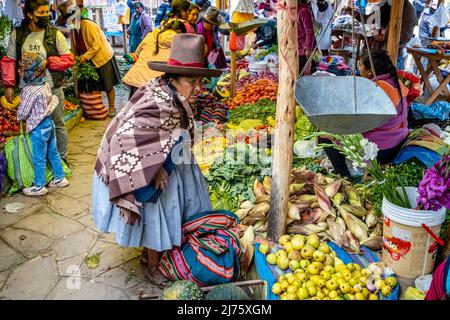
227, 79, 278, 109
0, 108, 20, 136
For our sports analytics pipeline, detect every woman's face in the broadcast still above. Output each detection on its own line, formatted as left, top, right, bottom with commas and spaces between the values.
203, 21, 213, 31
359, 60, 373, 79
28, 5, 50, 28
188, 9, 199, 24
171, 76, 203, 104
180, 9, 189, 20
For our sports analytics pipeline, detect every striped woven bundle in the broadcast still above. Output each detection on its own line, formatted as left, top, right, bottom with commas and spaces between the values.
159, 210, 244, 287
194, 94, 228, 124
79, 92, 108, 120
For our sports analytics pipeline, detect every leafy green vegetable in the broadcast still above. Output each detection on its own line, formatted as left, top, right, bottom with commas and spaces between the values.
228, 99, 276, 125
86, 253, 101, 269
358, 159, 425, 215
206, 143, 272, 211
294, 106, 316, 140
73, 58, 100, 93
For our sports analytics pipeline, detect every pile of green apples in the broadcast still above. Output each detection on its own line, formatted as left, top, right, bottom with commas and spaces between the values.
259, 234, 397, 300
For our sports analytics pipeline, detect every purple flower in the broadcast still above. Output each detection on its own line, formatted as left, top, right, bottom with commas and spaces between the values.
417, 157, 450, 211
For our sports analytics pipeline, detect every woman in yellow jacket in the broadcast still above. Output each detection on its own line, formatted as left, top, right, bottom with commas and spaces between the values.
57, 0, 121, 117
123, 20, 186, 99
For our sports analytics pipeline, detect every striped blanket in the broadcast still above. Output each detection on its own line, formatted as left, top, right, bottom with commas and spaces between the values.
159, 210, 244, 287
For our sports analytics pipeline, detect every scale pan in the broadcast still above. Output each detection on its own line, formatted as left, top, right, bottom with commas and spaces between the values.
295, 76, 398, 135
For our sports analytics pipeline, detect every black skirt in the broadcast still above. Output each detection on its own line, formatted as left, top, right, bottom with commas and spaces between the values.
97, 56, 122, 92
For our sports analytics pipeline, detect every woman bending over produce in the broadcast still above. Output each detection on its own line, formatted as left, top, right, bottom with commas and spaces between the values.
92, 34, 222, 287
319, 50, 409, 179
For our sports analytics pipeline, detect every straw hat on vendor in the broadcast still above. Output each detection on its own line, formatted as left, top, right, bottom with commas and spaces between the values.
92, 33, 222, 288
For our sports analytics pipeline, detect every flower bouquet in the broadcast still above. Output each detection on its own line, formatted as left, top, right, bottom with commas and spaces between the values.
417, 154, 450, 211
310, 132, 413, 209
397, 70, 423, 105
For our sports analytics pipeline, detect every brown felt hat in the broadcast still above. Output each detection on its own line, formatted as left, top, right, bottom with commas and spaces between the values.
199, 6, 223, 26
55, 0, 76, 26
148, 34, 223, 78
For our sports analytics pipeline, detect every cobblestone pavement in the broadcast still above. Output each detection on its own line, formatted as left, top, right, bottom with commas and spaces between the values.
0, 82, 161, 300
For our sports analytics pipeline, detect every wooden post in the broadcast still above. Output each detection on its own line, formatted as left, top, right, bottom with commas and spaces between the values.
267, 0, 298, 242
386, 0, 404, 64
230, 51, 237, 98
122, 24, 128, 55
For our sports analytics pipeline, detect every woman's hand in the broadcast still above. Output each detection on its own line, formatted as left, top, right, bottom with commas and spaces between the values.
154, 167, 169, 190
79, 55, 87, 64
120, 207, 141, 225
4, 87, 14, 103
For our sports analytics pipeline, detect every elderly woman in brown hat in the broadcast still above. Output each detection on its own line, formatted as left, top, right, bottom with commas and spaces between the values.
91, 34, 222, 287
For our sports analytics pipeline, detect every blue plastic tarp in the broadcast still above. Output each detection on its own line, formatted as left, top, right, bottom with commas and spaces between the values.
411, 101, 450, 121
393, 145, 442, 168
255, 242, 400, 300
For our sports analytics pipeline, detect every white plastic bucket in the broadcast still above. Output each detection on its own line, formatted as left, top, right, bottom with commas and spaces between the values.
249, 61, 267, 74
381, 187, 446, 278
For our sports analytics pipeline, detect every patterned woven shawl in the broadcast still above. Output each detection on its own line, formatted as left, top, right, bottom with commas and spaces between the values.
95, 78, 194, 211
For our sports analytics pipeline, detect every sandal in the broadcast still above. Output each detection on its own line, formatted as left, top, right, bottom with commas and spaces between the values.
108, 109, 117, 118
143, 267, 172, 289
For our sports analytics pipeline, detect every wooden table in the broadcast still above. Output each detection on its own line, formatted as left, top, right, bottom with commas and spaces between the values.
407, 47, 450, 105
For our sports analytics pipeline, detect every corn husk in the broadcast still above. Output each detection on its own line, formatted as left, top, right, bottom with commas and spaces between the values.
332, 192, 346, 205
239, 226, 254, 278
255, 195, 271, 204
365, 211, 378, 228
286, 222, 327, 235
250, 202, 270, 215
287, 202, 301, 220
296, 194, 317, 203
253, 179, 266, 197
292, 169, 316, 182
289, 183, 306, 195
293, 201, 311, 212
314, 182, 336, 217
335, 203, 368, 242
344, 230, 361, 254
301, 208, 325, 224
344, 186, 362, 207
326, 216, 349, 248
335, 217, 347, 231
341, 204, 368, 218
253, 218, 267, 232
286, 217, 295, 226
316, 231, 331, 241
315, 174, 328, 186
369, 223, 383, 237
240, 200, 255, 210
325, 180, 342, 198
317, 221, 328, 228
242, 211, 265, 225
262, 176, 272, 194
360, 235, 382, 251
310, 201, 320, 209
235, 208, 251, 220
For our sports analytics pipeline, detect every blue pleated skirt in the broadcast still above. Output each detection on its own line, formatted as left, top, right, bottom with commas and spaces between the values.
91, 155, 212, 252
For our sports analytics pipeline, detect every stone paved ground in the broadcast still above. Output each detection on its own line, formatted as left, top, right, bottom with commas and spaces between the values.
0, 81, 162, 300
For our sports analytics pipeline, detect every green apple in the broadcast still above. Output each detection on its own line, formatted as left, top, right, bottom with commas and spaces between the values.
300, 244, 315, 259
306, 234, 320, 249
320, 270, 332, 281
318, 242, 331, 254
291, 236, 305, 250
324, 265, 335, 274
277, 255, 290, 270
311, 261, 324, 272
313, 250, 326, 262
324, 254, 334, 267
299, 259, 311, 269
296, 272, 308, 283
259, 243, 270, 255
307, 263, 320, 275
288, 250, 302, 261
278, 235, 291, 246
289, 259, 300, 271
284, 241, 294, 253
266, 253, 277, 265
275, 249, 287, 259
296, 287, 309, 300
339, 282, 351, 294
326, 279, 338, 290
307, 285, 317, 297
309, 275, 322, 285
